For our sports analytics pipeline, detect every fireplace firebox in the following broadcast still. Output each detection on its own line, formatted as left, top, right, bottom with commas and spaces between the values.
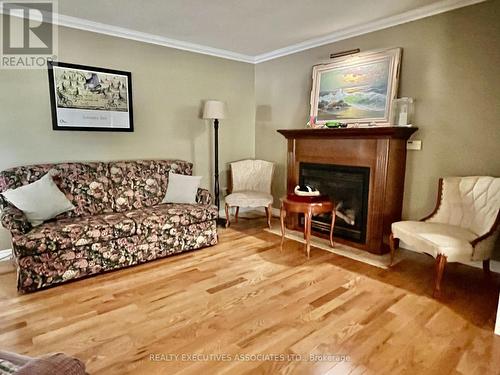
299, 163, 370, 243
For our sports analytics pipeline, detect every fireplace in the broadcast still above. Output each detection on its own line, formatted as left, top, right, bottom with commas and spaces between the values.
299, 163, 370, 243
278, 127, 417, 254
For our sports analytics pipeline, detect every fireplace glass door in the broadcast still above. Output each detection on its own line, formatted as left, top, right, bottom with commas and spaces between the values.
299, 163, 370, 243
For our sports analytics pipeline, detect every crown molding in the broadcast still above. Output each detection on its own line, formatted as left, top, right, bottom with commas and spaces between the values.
253, 0, 486, 63
0, 6, 255, 63
0, 0, 485, 64
54, 14, 256, 64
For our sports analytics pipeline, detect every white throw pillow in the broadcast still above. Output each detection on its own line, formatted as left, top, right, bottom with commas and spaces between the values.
162, 172, 202, 204
1, 173, 75, 226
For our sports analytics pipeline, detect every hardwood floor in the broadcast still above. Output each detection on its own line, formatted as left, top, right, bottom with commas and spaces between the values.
0, 218, 499, 374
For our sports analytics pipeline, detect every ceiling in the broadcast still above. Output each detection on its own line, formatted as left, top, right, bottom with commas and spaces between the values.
54, 0, 483, 63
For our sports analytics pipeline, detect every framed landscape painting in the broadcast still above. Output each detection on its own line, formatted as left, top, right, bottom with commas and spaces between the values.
310, 48, 401, 125
48, 61, 133, 131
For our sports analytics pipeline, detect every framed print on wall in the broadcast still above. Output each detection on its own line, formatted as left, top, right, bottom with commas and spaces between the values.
310, 47, 401, 125
47, 61, 134, 131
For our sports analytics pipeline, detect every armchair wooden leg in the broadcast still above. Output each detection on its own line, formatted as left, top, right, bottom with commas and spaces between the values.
433, 254, 447, 298
234, 206, 239, 224
483, 259, 491, 278
265, 204, 272, 229
389, 233, 398, 267
225, 204, 230, 228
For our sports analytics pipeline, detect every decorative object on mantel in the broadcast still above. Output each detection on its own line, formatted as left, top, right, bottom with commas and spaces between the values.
310, 47, 401, 126
391, 97, 415, 126
202, 100, 227, 226
325, 121, 348, 128
48, 61, 133, 132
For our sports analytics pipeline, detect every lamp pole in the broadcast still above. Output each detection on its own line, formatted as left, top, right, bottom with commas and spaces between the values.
202, 100, 227, 227
213, 118, 220, 211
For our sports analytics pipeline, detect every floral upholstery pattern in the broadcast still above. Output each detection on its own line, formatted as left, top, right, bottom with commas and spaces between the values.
0, 162, 114, 217
196, 188, 213, 205
12, 203, 216, 257
125, 203, 218, 241
0, 160, 217, 293
109, 160, 193, 212
12, 213, 137, 257
0, 205, 32, 236
0, 358, 19, 375
17, 221, 217, 293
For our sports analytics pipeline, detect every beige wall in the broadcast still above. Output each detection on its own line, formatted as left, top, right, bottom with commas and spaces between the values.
0, 26, 255, 249
255, 1, 500, 235
1, 1, 499, 254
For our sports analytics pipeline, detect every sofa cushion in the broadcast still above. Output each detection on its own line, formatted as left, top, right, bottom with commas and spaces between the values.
16, 220, 218, 292
109, 160, 193, 212
0, 162, 114, 217
1, 173, 75, 226
124, 203, 218, 240
162, 172, 202, 204
13, 212, 136, 257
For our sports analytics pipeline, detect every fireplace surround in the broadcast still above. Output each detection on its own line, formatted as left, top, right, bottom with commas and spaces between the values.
278, 126, 418, 254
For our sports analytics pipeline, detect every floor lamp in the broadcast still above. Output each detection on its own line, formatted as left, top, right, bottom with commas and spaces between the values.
203, 100, 227, 226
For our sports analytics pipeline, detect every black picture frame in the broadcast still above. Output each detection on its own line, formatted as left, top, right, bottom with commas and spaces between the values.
47, 61, 134, 132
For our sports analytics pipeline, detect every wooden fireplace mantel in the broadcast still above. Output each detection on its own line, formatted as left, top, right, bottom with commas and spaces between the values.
278, 126, 418, 255
277, 126, 417, 140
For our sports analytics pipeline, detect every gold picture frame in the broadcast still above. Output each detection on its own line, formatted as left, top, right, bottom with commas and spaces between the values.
310, 48, 402, 125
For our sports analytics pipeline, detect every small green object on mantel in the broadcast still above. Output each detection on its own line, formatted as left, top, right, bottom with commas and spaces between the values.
325, 121, 341, 128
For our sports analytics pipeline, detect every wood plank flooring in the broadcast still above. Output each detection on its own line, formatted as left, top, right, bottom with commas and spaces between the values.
0, 218, 499, 374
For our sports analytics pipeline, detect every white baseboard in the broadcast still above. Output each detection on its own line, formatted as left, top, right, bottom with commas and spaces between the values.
400, 243, 500, 273
461, 259, 500, 273
0, 248, 12, 261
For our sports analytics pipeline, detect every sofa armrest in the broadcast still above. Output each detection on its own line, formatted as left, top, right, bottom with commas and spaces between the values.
0, 205, 32, 236
196, 188, 213, 205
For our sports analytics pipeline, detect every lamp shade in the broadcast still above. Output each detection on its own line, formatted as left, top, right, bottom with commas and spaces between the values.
203, 100, 227, 120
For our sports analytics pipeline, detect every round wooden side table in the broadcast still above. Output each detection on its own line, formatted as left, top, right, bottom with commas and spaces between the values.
280, 194, 336, 258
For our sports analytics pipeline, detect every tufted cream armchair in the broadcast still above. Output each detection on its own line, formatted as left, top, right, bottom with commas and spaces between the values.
390, 176, 500, 297
225, 159, 274, 229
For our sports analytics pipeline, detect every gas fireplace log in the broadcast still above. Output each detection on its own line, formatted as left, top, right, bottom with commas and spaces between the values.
335, 202, 355, 226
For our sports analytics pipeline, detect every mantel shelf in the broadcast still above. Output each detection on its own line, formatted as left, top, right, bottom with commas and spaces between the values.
277, 126, 418, 140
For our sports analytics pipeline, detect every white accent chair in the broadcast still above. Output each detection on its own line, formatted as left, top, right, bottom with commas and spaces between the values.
225, 159, 274, 229
390, 176, 500, 297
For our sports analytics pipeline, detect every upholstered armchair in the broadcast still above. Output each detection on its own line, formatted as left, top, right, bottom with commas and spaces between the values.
390, 176, 500, 296
224, 159, 274, 228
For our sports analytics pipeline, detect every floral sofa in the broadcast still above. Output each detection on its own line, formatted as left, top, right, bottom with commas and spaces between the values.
0, 160, 218, 293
